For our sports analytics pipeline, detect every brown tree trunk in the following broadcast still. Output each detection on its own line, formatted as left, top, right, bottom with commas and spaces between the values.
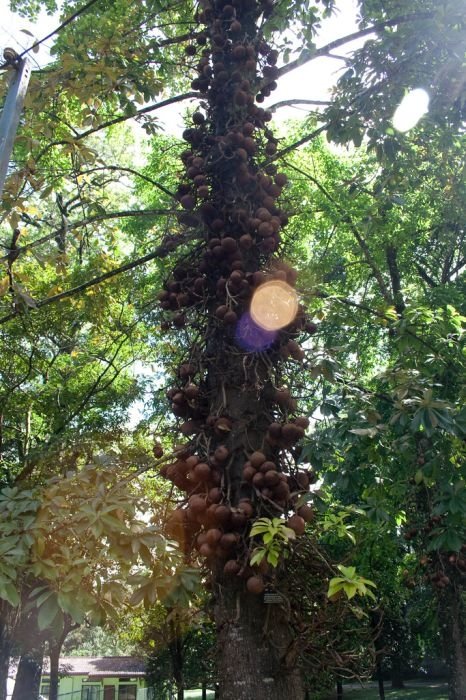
169, 619, 184, 700
215, 581, 304, 700
48, 643, 60, 700
160, 1, 310, 698
440, 586, 466, 700
11, 646, 43, 700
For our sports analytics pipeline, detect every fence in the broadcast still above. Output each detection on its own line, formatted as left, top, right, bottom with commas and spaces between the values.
48, 691, 158, 700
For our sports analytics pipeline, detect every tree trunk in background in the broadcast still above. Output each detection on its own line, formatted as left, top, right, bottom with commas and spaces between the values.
336, 678, 343, 699
0, 602, 14, 700
169, 619, 184, 700
0, 629, 10, 700
440, 586, 466, 700
215, 583, 304, 700
375, 660, 385, 700
390, 655, 404, 689
48, 643, 61, 700
11, 646, 43, 700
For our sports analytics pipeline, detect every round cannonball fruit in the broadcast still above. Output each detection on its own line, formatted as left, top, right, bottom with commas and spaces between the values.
214, 445, 230, 462
298, 505, 315, 522
243, 465, 256, 482
287, 515, 306, 536
224, 559, 241, 576
206, 528, 222, 546
246, 576, 265, 595
250, 451, 266, 468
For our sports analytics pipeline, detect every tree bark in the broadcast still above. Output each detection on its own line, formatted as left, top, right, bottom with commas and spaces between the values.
160, 1, 309, 698
375, 660, 385, 700
169, 619, 184, 700
214, 581, 304, 700
48, 643, 60, 700
11, 646, 43, 700
390, 654, 405, 689
0, 625, 10, 700
439, 586, 466, 700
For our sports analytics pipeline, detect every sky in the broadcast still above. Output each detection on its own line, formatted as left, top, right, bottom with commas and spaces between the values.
0, 0, 364, 134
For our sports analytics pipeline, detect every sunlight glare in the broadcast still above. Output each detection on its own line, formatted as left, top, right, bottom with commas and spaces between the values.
250, 280, 298, 331
392, 88, 430, 132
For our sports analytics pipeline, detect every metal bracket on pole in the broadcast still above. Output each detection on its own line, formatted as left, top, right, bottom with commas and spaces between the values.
0, 49, 32, 199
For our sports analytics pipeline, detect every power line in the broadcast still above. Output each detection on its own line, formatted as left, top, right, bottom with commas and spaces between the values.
0, 0, 103, 70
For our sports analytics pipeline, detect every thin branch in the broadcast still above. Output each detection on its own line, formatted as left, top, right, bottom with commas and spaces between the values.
0, 208, 177, 264
34, 92, 197, 162
77, 165, 176, 199
271, 124, 328, 161
268, 99, 331, 113
285, 160, 392, 302
0, 232, 192, 326
415, 264, 437, 288
275, 13, 435, 82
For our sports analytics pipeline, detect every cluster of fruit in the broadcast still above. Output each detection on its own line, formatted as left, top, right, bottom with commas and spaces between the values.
158, 0, 316, 592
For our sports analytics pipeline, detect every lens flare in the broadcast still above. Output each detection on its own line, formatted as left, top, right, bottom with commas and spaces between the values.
236, 312, 277, 352
250, 280, 298, 331
392, 88, 430, 133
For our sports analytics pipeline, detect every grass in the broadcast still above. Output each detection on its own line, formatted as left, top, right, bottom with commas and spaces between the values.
334, 681, 449, 700
182, 682, 448, 700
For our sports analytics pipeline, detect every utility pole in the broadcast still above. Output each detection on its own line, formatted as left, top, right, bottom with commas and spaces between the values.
0, 48, 31, 199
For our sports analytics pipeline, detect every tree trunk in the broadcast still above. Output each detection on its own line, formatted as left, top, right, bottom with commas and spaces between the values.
0, 624, 10, 700
169, 619, 184, 700
48, 643, 60, 700
11, 646, 43, 700
439, 586, 466, 700
215, 582, 304, 700
201, 682, 207, 700
375, 660, 385, 700
390, 655, 404, 689
48, 618, 76, 700
336, 678, 343, 699
160, 0, 310, 697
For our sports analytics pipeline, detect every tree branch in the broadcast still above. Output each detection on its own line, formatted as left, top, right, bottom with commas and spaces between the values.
285, 160, 392, 303
275, 13, 435, 82
0, 208, 177, 264
77, 165, 176, 199
34, 92, 197, 162
385, 244, 405, 315
0, 232, 193, 326
268, 99, 330, 113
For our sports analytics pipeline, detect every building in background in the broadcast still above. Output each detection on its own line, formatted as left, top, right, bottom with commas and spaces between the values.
40, 657, 150, 700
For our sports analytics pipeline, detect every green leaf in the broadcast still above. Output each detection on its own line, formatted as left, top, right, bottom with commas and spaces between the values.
0, 581, 20, 607
38, 594, 60, 630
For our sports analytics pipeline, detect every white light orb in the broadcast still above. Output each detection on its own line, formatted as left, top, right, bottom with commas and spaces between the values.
392, 88, 430, 133
250, 280, 298, 331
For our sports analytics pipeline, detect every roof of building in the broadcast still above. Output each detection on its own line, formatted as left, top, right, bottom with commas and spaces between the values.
42, 656, 146, 678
